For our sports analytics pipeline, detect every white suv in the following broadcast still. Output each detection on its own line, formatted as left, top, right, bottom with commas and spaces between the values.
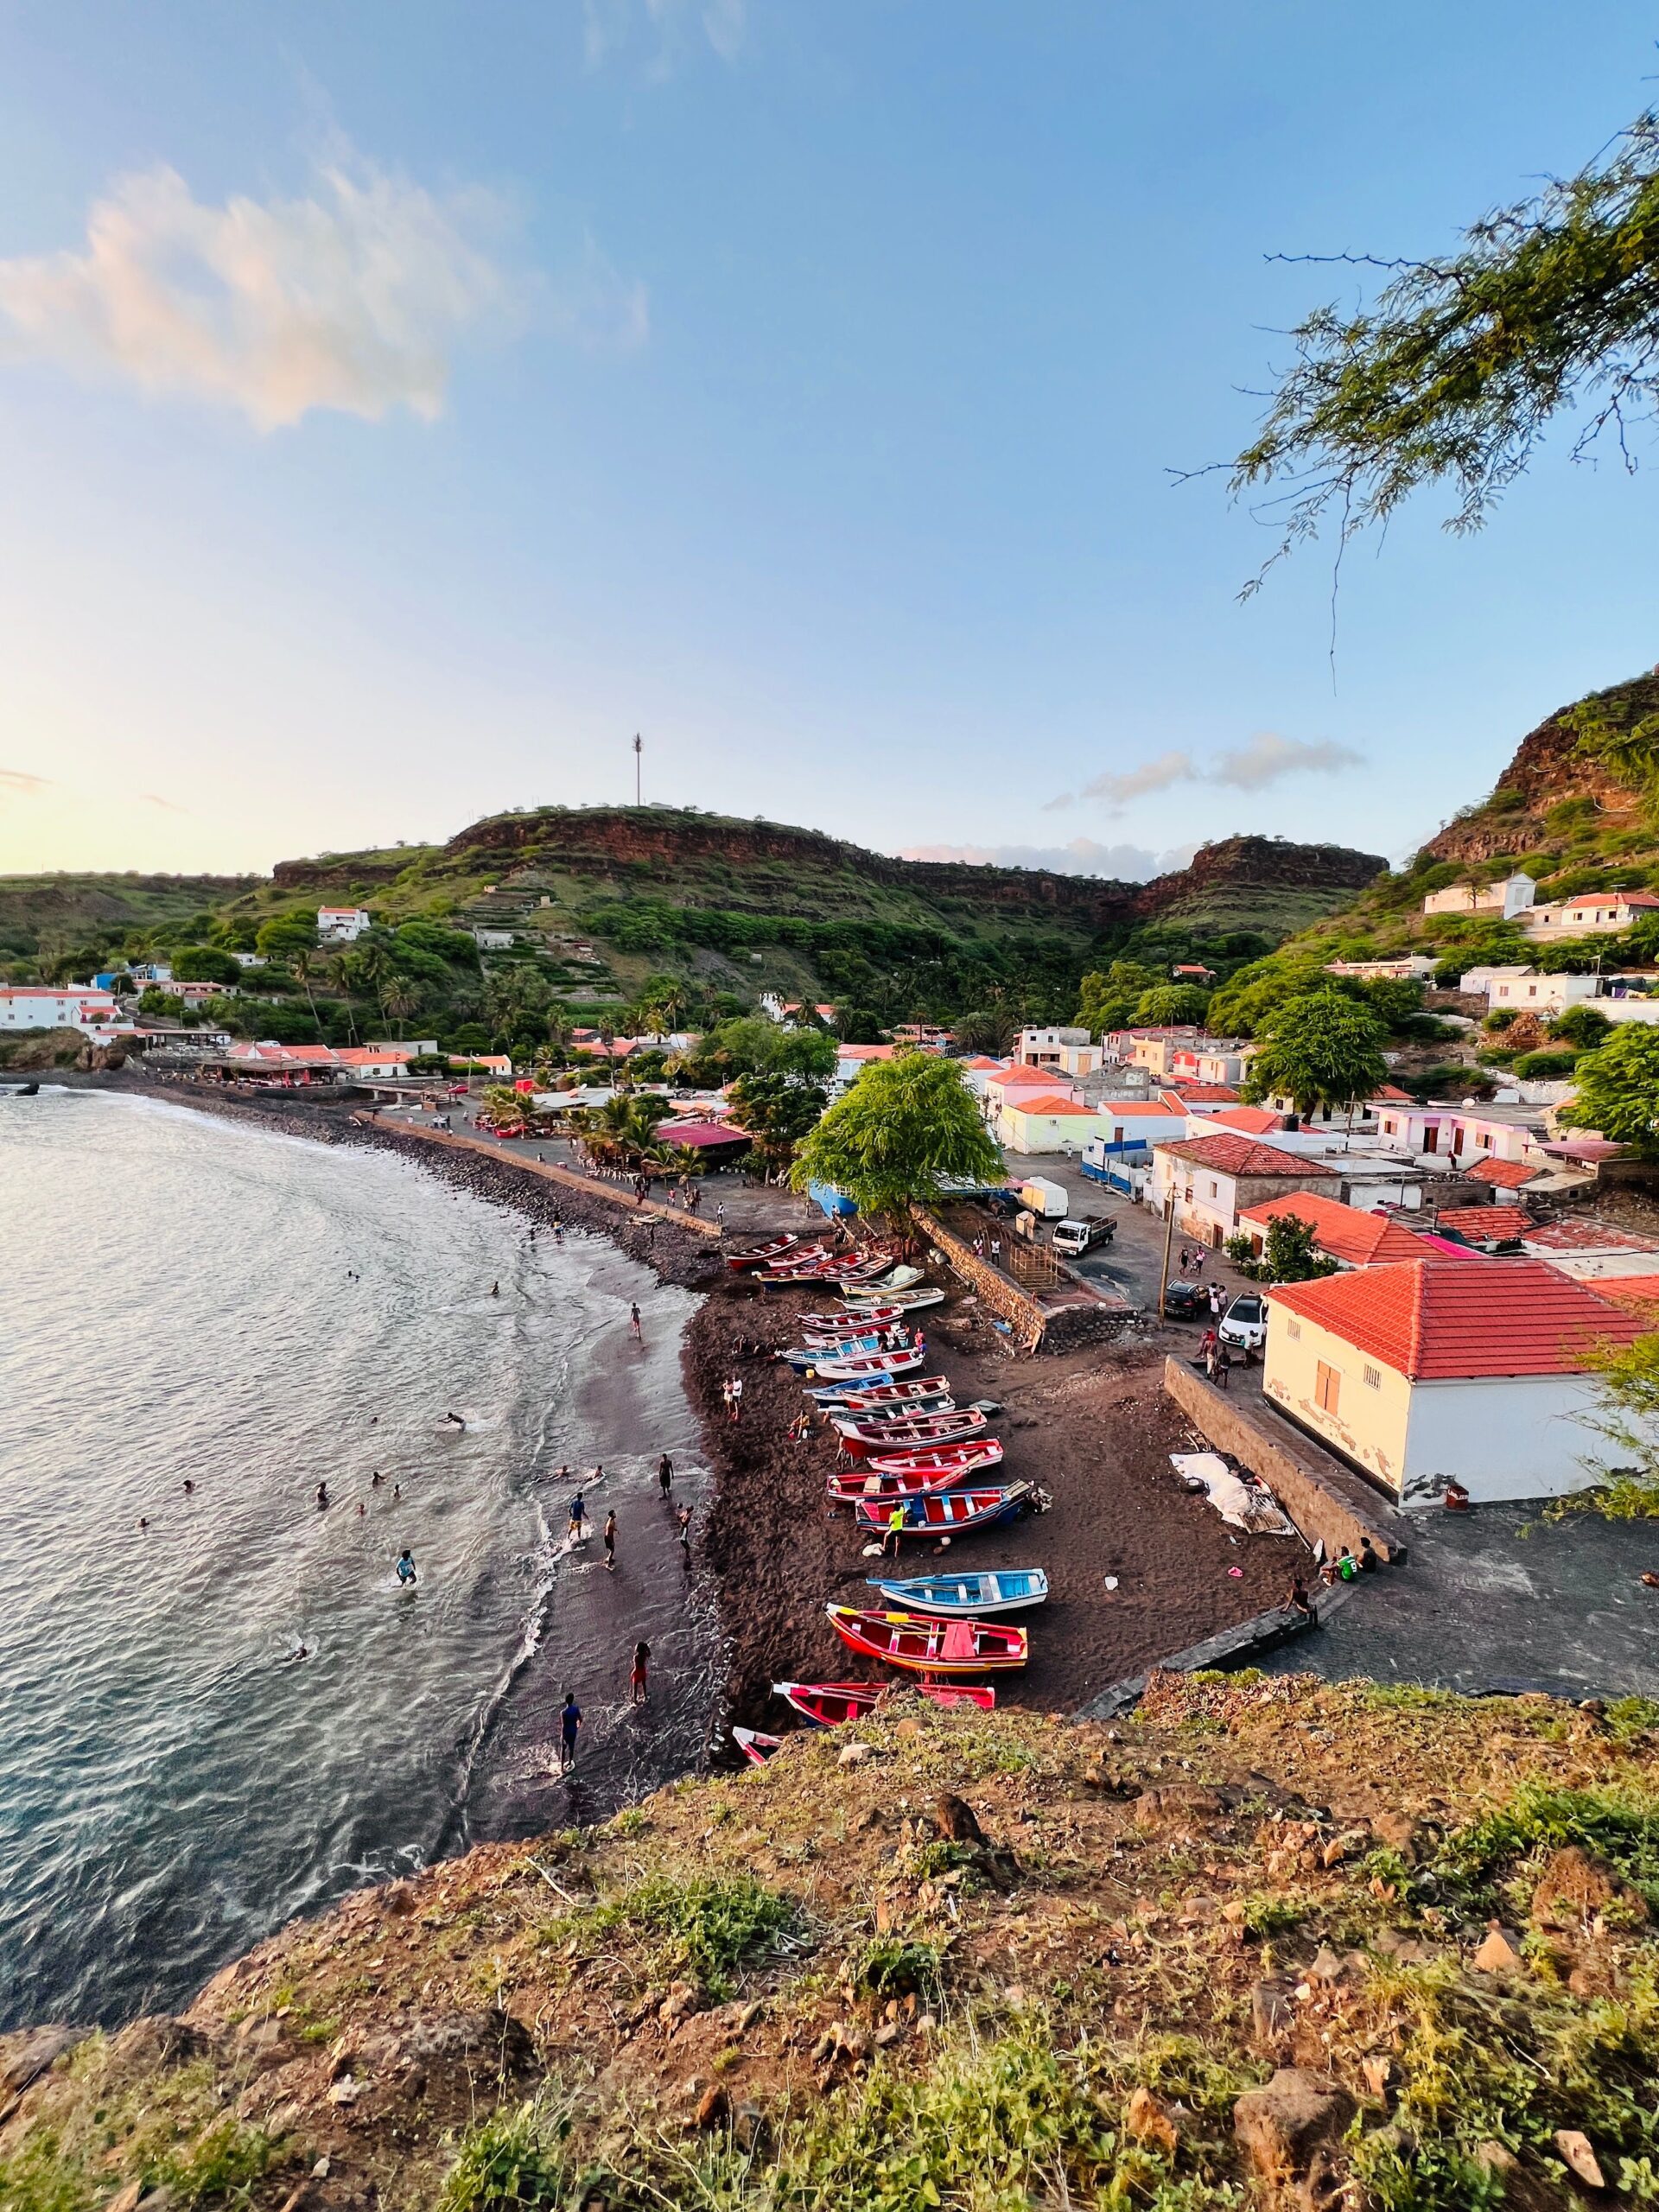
1217, 1291, 1268, 1353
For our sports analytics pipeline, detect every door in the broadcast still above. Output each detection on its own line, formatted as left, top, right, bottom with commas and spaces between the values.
1315, 1361, 1341, 1416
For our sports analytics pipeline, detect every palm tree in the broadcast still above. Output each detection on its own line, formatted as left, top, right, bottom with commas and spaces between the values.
290, 950, 324, 1033
379, 978, 421, 1028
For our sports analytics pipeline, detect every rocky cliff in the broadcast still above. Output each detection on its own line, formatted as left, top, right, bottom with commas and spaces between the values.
4, 1676, 1656, 2212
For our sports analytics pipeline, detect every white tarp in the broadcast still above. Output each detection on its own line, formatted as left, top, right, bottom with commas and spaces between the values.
1170, 1452, 1297, 1537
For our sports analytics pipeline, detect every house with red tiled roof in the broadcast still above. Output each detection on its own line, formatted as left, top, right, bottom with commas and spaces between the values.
1433, 1204, 1535, 1249
1186, 1104, 1288, 1141
1236, 1192, 1430, 1271
997, 1092, 1107, 1154
1263, 1257, 1645, 1503
1149, 1133, 1338, 1248
1465, 1156, 1544, 1192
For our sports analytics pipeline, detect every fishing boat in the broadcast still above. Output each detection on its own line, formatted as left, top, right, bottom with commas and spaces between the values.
809, 1371, 955, 1407
805, 1375, 952, 1410
832, 1407, 988, 1455
853, 1483, 1033, 1538
732, 1726, 783, 1764
826, 1442, 1003, 1503
772, 1680, 995, 1725
780, 1332, 892, 1370
809, 1345, 924, 1382
725, 1233, 809, 1272
839, 1285, 946, 1312
865, 1569, 1049, 1617
798, 1305, 910, 1332
827, 1393, 956, 1425
825, 1605, 1028, 1675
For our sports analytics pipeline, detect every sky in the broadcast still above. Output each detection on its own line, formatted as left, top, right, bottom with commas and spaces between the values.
0, 2, 1656, 883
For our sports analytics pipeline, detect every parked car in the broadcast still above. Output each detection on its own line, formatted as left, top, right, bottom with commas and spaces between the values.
1162, 1279, 1207, 1319
1218, 1291, 1268, 1352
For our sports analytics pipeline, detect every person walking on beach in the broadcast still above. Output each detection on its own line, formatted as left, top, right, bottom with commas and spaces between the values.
631, 1640, 650, 1703
315, 1481, 330, 1510
658, 1452, 674, 1497
883, 1501, 906, 1558
553, 1218, 563, 1246
728, 1376, 743, 1424
602, 1510, 618, 1572
568, 1491, 588, 1543
715, 1201, 725, 1228
491, 1281, 499, 1298
676, 1503, 694, 1555
558, 1691, 582, 1773
629, 1301, 642, 1342
397, 1548, 417, 1586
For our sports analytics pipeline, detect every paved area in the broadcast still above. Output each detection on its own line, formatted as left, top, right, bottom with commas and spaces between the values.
1263, 1506, 1659, 1700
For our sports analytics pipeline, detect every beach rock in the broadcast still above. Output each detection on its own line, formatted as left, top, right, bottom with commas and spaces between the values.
1553, 2130, 1605, 2190
1370, 1813, 1422, 1861
1124, 2086, 1183, 2156
1474, 2141, 1570, 2212
1233, 2069, 1355, 2195
0, 2023, 90, 2099
932, 1794, 987, 1847
694, 2083, 729, 2130
1531, 1846, 1647, 1932
1473, 1923, 1523, 1974
837, 1742, 875, 1768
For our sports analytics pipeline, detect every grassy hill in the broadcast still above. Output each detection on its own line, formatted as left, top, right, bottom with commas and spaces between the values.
7, 1675, 1659, 2212
0, 807, 1382, 1051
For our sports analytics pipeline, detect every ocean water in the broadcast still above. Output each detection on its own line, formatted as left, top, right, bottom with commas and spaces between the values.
0, 1087, 712, 2031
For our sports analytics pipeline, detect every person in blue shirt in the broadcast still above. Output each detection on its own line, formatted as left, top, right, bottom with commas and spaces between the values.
397, 1549, 417, 1586
567, 1493, 587, 1542
559, 1691, 582, 1773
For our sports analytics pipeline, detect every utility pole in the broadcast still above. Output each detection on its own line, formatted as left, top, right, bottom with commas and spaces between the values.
632, 733, 642, 806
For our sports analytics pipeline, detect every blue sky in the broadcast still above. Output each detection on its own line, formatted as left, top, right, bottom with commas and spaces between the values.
0, 1, 1655, 880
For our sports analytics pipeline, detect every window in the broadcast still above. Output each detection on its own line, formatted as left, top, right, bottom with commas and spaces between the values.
1208, 1178, 1219, 1198
1315, 1361, 1341, 1415
1527, 984, 1537, 998
1285, 1319, 1300, 1339
1363, 1364, 1381, 1389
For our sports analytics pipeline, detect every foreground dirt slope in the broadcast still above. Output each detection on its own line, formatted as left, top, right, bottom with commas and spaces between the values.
8, 1674, 1659, 2212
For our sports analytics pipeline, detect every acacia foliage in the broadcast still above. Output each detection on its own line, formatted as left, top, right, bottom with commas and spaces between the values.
1560, 1023, 1659, 1156
791, 1052, 1003, 1221
1242, 988, 1389, 1116
1230, 111, 1659, 581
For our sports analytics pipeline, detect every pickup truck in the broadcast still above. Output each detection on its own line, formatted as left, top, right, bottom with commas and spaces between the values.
1051, 1215, 1116, 1258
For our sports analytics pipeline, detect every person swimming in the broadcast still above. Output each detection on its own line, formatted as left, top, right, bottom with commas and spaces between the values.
315, 1482, 330, 1510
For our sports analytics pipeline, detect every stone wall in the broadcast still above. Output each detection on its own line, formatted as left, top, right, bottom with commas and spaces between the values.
1162, 1357, 1407, 1564
913, 1205, 1049, 1349
360, 1116, 723, 1236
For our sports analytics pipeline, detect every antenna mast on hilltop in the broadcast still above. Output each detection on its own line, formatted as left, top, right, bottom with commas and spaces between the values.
632, 733, 642, 806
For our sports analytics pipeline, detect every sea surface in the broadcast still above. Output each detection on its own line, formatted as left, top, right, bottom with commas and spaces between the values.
0, 1086, 713, 2031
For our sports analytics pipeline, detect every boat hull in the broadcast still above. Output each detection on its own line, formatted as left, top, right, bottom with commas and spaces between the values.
854, 1483, 1032, 1537
772, 1679, 995, 1725
824, 1605, 1027, 1675
833, 1408, 988, 1455
810, 1347, 924, 1382
866, 1569, 1049, 1617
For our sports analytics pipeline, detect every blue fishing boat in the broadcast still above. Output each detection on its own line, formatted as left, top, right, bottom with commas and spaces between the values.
780, 1332, 888, 1370
804, 1371, 951, 1406
865, 1568, 1049, 1617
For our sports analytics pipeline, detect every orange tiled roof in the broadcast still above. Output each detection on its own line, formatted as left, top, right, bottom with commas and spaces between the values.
1159, 1135, 1338, 1179
1009, 1094, 1096, 1116
1465, 1157, 1540, 1189
1436, 1205, 1534, 1243
1268, 1256, 1643, 1379
1237, 1192, 1427, 1268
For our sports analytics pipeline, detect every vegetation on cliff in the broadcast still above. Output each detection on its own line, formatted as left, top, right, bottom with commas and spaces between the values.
9, 1676, 1659, 2212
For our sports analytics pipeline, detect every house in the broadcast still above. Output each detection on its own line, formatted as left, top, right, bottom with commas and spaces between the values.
1485, 969, 1602, 1014
124, 1023, 233, 1053
1372, 1097, 1555, 1171
232, 952, 267, 969
997, 1093, 1104, 1154
318, 907, 372, 942
1148, 1134, 1338, 1247
334, 1047, 416, 1080
1325, 956, 1438, 982
1122, 1027, 1204, 1078
1421, 871, 1536, 919
1014, 1027, 1103, 1077
1172, 962, 1217, 982
1236, 1191, 1432, 1270
1464, 1155, 1549, 1194
1263, 1257, 1644, 1504
1433, 1203, 1535, 1249
835, 1043, 897, 1087
1516, 1215, 1659, 1281
1168, 1039, 1252, 1087
1526, 890, 1659, 940
472, 926, 516, 951
365, 1038, 439, 1058
1185, 1104, 1289, 1141
1092, 1096, 1190, 1150
0, 986, 121, 1034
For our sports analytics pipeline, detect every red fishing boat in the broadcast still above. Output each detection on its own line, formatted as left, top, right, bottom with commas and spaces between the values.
832, 1407, 988, 1456
798, 1304, 910, 1332
827, 1442, 1003, 1504
772, 1680, 995, 1726
724, 1234, 809, 1272
853, 1483, 1033, 1538
809, 1346, 924, 1382
825, 1605, 1027, 1675
732, 1726, 782, 1764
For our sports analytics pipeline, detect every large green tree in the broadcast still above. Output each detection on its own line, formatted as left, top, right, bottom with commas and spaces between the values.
791, 1052, 1003, 1224
728, 1071, 828, 1177
1243, 989, 1389, 1119
1560, 1024, 1659, 1156
1133, 983, 1211, 1027
1228, 109, 1659, 582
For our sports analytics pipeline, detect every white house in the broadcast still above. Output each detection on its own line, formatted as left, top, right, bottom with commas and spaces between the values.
0, 986, 121, 1033
1325, 956, 1438, 982
1014, 1027, 1103, 1078
232, 952, 267, 969
317, 906, 372, 942
1148, 1133, 1339, 1247
1421, 871, 1536, 919
1485, 969, 1601, 1014
1526, 890, 1659, 940
1264, 1256, 1645, 1505
472, 926, 517, 950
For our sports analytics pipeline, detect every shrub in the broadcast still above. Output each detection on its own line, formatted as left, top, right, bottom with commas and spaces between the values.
549, 1872, 795, 1997
439, 2099, 575, 2212
849, 1936, 946, 2005
1511, 1048, 1580, 1079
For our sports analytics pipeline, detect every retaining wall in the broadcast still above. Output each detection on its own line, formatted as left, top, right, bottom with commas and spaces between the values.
1074, 1604, 1317, 1720
1162, 1357, 1407, 1564
912, 1205, 1048, 1348
359, 1116, 723, 1236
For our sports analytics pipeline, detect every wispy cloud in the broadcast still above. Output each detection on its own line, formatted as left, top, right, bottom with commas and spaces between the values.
140, 792, 188, 813
0, 153, 530, 429
584, 0, 746, 67
0, 767, 52, 796
899, 837, 1195, 883
1052, 731, 1363, 814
